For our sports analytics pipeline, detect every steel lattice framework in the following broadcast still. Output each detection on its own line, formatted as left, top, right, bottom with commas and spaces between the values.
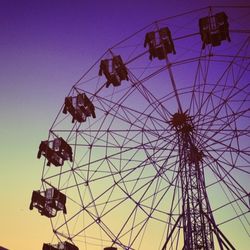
31, 6, 250, 250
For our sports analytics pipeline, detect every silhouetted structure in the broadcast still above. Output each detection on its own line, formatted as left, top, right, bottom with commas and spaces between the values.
0, 247, 9, 250
43, 242, 78, 250
30, 188, 67, 218
199, 11, 230, 49
37, 137, 72, 166
63, 93, 96, 123
144, 27, 176, 60
30, 6, 250, 250
99, 55, 128, 87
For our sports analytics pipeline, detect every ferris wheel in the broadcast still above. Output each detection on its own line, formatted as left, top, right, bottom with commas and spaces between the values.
30, 6, 250, 250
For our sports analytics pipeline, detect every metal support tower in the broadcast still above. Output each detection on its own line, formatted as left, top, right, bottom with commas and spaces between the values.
178, 119, 215, 250
162, 53, 236, 249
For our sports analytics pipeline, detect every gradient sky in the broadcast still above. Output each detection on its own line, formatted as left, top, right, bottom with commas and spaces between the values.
0, 1, 249, 250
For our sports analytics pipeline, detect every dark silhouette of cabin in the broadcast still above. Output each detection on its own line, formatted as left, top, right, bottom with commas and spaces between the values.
63, 93, 96, 123
199, 12, 230, 49
30, 188, 67, 218
144, 27, 176, 60
43, 242, 79, 250
37, 137, 73, 167
99, 55, 128, 87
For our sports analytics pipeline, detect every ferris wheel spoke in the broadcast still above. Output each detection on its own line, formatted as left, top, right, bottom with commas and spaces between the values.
205, 163, 250, 236
194, 85, 249, 142
201, 136, 250, 176
197, 126, 249, 157
205, 151, 249, 209
197, 131, 250, 170
193, 38, 250, 122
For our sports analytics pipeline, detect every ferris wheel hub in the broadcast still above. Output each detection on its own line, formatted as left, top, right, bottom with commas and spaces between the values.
170, 110, 194, 132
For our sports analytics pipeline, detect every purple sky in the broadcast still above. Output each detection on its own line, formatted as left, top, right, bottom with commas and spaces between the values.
0, 1, 249, 249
